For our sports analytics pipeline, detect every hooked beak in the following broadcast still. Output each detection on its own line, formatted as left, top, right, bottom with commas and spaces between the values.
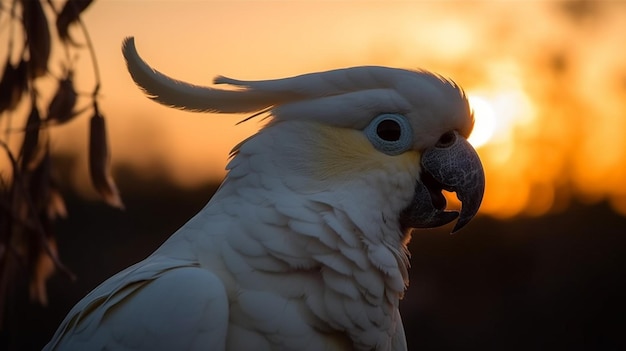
400, 131, 485, 233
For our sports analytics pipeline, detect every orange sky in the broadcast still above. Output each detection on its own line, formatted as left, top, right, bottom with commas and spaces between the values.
3, 0, 626, 219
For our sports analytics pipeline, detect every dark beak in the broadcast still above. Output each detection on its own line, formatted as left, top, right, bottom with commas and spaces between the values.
400, 132, 485, 233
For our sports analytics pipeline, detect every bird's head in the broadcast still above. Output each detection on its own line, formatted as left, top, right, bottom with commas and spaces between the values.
122, 37, 484, 234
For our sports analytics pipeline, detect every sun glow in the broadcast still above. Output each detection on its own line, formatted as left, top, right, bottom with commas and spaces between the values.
467, 95, 497, 148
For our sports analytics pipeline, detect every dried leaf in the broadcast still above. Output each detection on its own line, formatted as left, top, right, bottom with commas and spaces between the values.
24, 142, 66, 220
21, 0, 51, 78
48, 185, 67, 220
20, 101, 43, 172
56, 0, 94, 45
0, 58, 28, 114
46, 70, 78, 125
1, 140, 72, 313
29, 237, 57, 306
89, 109, 124, 209
0, 59, 16, 114
27, 144, 52, 213
13, 59, 28, 104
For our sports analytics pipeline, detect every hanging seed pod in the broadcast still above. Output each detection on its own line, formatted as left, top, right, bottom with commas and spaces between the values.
56, 0, 94, 45
12, 59, 29, 106
25, 147, 53, 305
47, 183, 68, 220
27, 143, 52, 213
27, 190, 57, 306
29, 238, 57, 306
21, 0, 51, 78
46, 69, 77, 125
20, 100, 43, 172
29, 146, 67, 220
0, 58, 27, 113
0, 58, 17, 114
89, 105, 124, 209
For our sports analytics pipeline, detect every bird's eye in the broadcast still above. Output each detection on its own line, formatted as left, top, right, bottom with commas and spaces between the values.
364, 114, 414, 155
377, 119, 402, 141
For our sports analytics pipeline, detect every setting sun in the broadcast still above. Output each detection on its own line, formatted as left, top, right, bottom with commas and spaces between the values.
467, 95, 497, 148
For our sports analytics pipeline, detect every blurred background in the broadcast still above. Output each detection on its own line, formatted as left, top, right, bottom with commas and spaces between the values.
2, 0, 626, 350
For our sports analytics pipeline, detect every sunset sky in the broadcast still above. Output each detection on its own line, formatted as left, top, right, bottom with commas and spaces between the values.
3, 0, 626, 219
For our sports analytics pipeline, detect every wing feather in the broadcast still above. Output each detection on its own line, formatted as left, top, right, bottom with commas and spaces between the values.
45, 264, 229, 351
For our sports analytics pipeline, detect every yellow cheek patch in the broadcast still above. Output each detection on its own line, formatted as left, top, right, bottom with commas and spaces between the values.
307, 125, 420, 183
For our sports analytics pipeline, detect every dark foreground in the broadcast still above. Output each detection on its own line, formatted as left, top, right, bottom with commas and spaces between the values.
2, 175, 625, 350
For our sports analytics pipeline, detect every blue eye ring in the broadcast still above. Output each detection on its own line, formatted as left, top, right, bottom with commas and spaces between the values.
364, 114, 414, 156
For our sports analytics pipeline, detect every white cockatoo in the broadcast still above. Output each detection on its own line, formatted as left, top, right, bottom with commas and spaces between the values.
44, 37, 485, 351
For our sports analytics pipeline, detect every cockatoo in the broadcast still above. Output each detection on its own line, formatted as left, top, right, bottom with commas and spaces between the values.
44, 37, 485, 351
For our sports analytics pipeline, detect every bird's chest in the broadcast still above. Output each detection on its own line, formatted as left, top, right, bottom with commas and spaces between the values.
219, 264, 397, 351
225, 285, 347, 350
188, 203, 403, 350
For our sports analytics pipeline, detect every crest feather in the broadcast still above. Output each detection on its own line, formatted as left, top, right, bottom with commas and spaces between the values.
122, 37, 469, 133
122, 37, 286, 113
